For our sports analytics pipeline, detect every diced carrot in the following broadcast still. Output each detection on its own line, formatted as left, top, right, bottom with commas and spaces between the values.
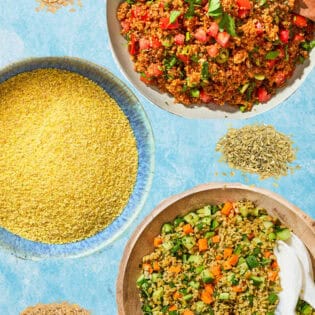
204, 284, 214, 294
201, 290, 214, 304
224, 247, 233, 259
264, 251, 272, 258
232, 285, 244, 293
198, 238, 208, 252
223, 261, 232, 270
215, 254, 223, 261
153, 261, 160, 271
183, 311, 194, 315
169, 265, 181, 273
228, 254, 239, 266
169, 305, 177, 311
154, 236, 163, 247
142, 263, 153, 273
271, 260, 278, 269
183, 223, 194, 234
212, 235, 220, 243
173, 291, 182, 300
211, 265, 221, 277
221, 202, 233, 216
268, 270, 278, 282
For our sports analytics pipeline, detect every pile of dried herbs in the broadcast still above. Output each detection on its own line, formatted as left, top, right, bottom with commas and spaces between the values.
216, 125, 299, 180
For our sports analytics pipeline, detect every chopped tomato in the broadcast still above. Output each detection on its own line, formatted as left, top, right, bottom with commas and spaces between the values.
174, 34, 185, 45
200, 90, 212, 103
279, 29, 289, 44
147, 63, 163, 77
160, 17, 179, 30
293, 14, 308, 28
139, 37, 151, 50
207, 22, 219, 37
257, 87, 271, 103
274, 71, 287, 86
294, 33, 305, 42
195, 28, 208, 43
207, 44, 219, 57
238, 9, 250, 18
121, 20, 130, 33
150, 37, 162, 48
216, 31, 230, 48
178, 54, 189, 64
255, 21, 264, 35
266, 59, 277, 68
237, 0, 251, 10
128, 35, 138, 56
278, 47, 285, 59
140, 75, 151, 84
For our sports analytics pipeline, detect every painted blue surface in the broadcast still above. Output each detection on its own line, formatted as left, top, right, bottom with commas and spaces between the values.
0, 1, 314, 314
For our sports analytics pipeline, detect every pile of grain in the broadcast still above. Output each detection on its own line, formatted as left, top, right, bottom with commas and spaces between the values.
36, 0, 82, 13
20, 302, 90, 314
216, 125, 299, 179
0, 69, 138, 244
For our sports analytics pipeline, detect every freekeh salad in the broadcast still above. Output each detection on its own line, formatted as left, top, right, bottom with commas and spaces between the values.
117, 0, 314, 111
136, 200, 315, 314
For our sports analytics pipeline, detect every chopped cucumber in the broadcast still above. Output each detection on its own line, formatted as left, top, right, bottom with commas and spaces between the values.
184, 212, 200, 226
189, 280, 200, 289
239, 206, 249, 217
263, 221, 274, 229
161, 223, 173, 234
268, 292, 278, 304
188, 254, 203, 265
276, 228, 291, 241
201, 216, 211, 225
219, 292, 230, 300
195, 301, 207, 313
205, 231, 215, 238
201, 269, 214, 283
268, 232, 276, 240
162, 241, 173, 251
250, 275, 264, 285
197, 206, 211, 216
152, 287, 163, 303
184, 293, 193, 301
246, 255, 259, 269
182, 236, 196, 249
210, 219, 219, 230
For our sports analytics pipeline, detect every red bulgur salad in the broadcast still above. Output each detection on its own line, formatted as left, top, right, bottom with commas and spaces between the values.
117, 0, 314, 111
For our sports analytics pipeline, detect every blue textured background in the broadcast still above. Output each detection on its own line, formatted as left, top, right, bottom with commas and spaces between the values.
0, 1, 314, 314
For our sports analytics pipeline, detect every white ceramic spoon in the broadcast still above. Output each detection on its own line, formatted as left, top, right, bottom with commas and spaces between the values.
274, 241, 303, 315
286, 233, 315, 308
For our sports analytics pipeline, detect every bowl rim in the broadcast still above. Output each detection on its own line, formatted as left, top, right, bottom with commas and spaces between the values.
106, 0, 315, 120
116, 182, 315, 314
0, 56, 155, 260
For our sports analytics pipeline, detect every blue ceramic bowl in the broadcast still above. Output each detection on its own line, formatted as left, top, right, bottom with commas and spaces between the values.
0, 57, 155, 259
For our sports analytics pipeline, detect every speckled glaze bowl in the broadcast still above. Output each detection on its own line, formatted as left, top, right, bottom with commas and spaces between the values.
107, 0, 315, 119
117, 183, 315, 315
0, 57, 154, 259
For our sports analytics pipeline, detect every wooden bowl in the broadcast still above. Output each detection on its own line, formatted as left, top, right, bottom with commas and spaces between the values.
116, 183, 315, 315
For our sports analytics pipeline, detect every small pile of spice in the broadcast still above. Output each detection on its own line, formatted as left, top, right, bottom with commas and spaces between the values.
0, 69, 138, 244
36, 0, 82, 13
216, 125, 299, 179
20, 302, 90, 314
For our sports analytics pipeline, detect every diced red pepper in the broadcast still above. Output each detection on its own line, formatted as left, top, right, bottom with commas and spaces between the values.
274, 71, 287, 86
207, 22, 219, 38
160, 17, 179, 30
207, 44, 219, 57
237, 0, 251, 10
293, 15, 308, 28
216, 31, 230, 48
174, 34, 185, 45
200, 90, 212, 103
257, 87, 271, 103
128, 35, 138, 56
139, 37, 151, 50
150, 37, 162, 49
178, 54, 189, 64
279, 29, 289, 44
121, 20, 130, 33
266, 59, 277, 69
255, 21, 264, 35
238, 9, 250, 18
195, 28, 208, 43
147, 63, 163, 77
294, 33, 305, 42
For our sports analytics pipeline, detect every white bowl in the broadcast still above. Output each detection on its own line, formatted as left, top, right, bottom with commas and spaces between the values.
106, 0, 315, 119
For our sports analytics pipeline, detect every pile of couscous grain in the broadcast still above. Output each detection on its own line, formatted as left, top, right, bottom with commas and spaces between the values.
0, 69, 138, 244
20, 302, 90, 314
